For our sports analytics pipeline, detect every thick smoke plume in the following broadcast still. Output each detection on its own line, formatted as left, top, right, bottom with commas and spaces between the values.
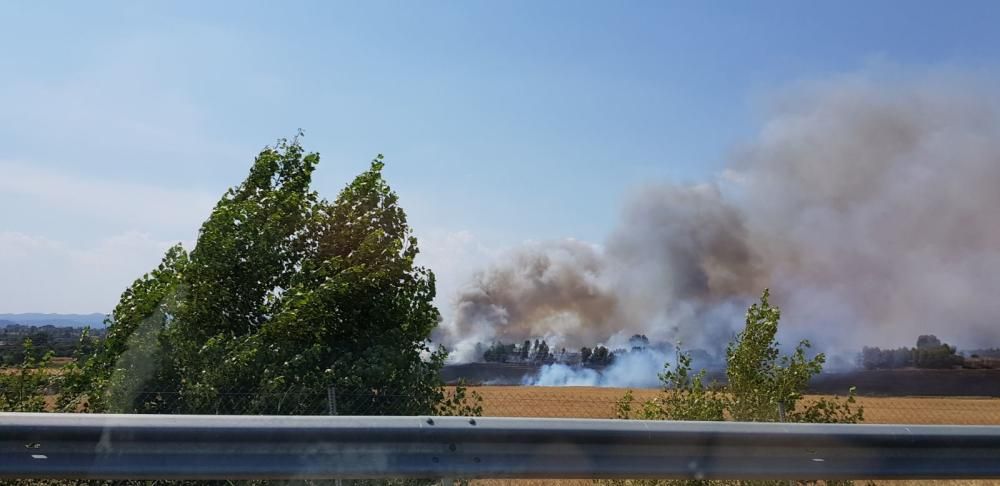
439, 73, 1000, 371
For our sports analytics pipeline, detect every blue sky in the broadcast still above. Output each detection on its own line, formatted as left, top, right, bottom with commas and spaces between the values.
2, 1, 998, 313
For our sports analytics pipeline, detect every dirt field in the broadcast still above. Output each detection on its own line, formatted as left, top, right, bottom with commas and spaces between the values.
468, 386, 1000, 425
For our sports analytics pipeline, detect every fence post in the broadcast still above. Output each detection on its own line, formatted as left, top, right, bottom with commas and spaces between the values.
777, 402, 793, 486
327, 386, 338, 416
328, 386, 342, 486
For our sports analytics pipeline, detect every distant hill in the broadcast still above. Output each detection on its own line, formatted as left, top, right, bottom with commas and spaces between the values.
0, 313, 106, 328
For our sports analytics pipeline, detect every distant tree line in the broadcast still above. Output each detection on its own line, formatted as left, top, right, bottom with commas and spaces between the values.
480, 334, 651, 366
580, 345, 615, 365
482, 339, 554, 363
859, 335, 964, 370
0, 325, 103, 365
479, 341, 619, 366
967, 348, 1000, 358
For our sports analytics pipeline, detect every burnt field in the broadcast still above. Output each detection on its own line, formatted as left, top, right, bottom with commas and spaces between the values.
442, 363, 1000, 397
808, 369, 1000, 396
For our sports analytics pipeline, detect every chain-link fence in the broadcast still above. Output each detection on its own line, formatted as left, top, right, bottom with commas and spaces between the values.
468, 387, 1000, 425
77, 386, 1000, 425
124, 388, 447, 416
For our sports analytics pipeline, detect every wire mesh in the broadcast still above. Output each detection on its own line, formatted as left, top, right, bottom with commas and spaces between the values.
83, 386, 1000, 425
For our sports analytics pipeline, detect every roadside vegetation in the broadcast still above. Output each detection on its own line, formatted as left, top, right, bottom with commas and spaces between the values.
608, 290, 863, 486
2, 134, 481, 417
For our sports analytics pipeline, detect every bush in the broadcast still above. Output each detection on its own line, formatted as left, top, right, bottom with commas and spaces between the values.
0, 339, 53, 412
612, 289, 863, 486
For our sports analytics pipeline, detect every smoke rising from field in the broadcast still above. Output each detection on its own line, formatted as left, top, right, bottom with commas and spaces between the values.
526, 347, 672, 387
438, 72, 1000, 368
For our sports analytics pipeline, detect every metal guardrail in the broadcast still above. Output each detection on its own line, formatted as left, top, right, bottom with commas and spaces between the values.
1, 413, 999, 480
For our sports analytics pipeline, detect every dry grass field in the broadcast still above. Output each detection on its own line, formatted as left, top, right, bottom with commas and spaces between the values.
468, 386, 1000, 425
466, 387, 1000, 485
0, 357, 73, 375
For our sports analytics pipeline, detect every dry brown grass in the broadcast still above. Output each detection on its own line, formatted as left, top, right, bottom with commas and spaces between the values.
0, 357, 73, 375
468, 386, 1000, 425
0, 367, 64, 375
465, 388, 1000, 485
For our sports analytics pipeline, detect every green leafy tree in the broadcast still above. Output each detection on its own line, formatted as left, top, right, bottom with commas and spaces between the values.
612, 289, 863, 486
59, 245, 188, 412
161, 135, 322, 413
225, 154, 449, 415
726, 290, 862, 424
70, 135, 470, 417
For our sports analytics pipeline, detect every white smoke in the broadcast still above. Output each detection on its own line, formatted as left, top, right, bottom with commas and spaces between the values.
525, 348, 670, 388
437, 71, 1000, 384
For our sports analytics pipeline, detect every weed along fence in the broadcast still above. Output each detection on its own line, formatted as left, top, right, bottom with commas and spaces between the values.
2, 413, 1000, 481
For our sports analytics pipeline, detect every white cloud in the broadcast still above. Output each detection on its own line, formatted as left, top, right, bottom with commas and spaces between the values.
0, 231, 186, 314
0, 161, 216, 237
0, 162, 213, 313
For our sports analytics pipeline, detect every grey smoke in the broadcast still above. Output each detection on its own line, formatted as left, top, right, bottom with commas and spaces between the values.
439, 72, 1000, 366
445, 240, 618, 360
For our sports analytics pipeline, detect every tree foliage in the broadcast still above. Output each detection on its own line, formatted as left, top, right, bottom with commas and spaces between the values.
725, 290, 862, 424
61, 135, 467, 416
